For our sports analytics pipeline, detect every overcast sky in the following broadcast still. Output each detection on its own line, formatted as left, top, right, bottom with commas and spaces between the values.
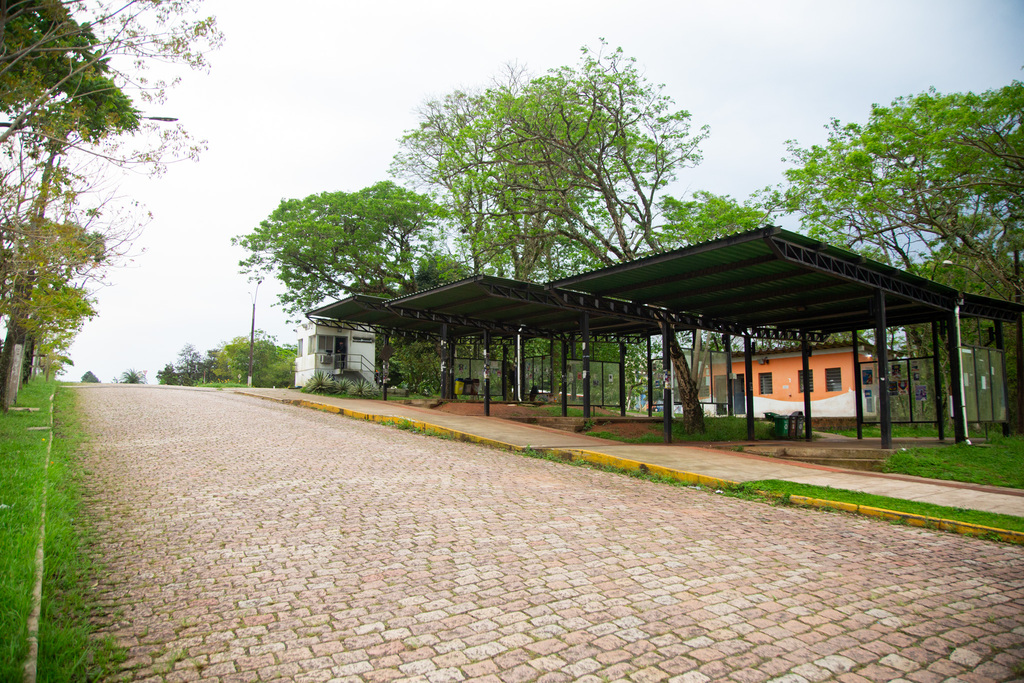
66, 0, 1024, 383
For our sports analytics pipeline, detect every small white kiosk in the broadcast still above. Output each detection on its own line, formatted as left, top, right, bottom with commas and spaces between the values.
294, 321, 375, 387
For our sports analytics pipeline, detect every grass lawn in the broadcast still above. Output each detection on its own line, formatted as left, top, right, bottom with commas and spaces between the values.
0, 380, 125, 682
733, 479, 1024, 534
882, 435, 1024, 489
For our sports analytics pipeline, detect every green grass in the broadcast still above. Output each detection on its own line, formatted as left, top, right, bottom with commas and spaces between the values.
0, 381, 50, 679
818, 421, 989, 439
586, 415, 775, 443
881, 435, 1024, 489
0, 379, 125, 682
734, 479, 1024, 534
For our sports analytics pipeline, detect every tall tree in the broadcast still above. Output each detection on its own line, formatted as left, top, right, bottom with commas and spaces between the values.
0, 0, 221, 407
783, 81, 1023, 300
396, 44, 723, 431
234, 181, 442, 316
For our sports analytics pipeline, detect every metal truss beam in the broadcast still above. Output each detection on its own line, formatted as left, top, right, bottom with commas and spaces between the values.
766, 236, 956, 311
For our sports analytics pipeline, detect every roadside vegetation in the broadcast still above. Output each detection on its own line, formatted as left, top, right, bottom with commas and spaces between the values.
0, 379, 124, 681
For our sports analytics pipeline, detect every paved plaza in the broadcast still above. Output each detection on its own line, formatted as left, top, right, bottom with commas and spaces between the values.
76, 385, 1024, 682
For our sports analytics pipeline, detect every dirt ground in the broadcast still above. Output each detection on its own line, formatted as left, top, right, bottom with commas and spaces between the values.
432, 400, 660, 439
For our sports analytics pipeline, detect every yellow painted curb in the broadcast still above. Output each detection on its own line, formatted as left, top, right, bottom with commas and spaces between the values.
788, 495, 1024, 545
243, 392, 1024, 546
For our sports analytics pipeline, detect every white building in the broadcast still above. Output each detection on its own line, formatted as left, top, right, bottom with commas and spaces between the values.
294, 321, 376, 387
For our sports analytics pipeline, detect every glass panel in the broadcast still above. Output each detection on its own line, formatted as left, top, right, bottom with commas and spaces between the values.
960, 347, 978, 422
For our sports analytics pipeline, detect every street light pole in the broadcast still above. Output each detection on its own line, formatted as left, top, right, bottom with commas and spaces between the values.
247, 279, 262, 387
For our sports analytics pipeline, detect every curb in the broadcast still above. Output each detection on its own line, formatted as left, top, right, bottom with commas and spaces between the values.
242, 392, 1024, 546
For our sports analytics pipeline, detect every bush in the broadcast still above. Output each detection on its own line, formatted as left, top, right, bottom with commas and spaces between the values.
303, 371, 336, 395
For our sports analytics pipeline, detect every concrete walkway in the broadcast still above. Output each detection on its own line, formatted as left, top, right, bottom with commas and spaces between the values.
237, 388, 1024, 519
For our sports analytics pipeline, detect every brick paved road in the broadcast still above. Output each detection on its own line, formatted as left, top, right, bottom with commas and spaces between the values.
77, 386, 1024, 682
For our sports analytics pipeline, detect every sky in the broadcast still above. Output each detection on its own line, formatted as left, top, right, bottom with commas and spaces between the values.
65, 0, 1024, 383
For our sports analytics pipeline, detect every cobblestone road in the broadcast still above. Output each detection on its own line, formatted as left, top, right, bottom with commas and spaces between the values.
77, 386, 1024, 682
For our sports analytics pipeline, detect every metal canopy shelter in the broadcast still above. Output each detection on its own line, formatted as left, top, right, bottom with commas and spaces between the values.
308, 227, 1022, 447
550, 226, 1023, 446
550, 227, 1019, 334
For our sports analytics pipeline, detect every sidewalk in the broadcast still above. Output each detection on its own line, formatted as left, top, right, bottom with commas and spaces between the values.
235, 389, 1024, 521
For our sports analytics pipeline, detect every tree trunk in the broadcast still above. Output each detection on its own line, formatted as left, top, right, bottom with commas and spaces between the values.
669, 332, 706, 434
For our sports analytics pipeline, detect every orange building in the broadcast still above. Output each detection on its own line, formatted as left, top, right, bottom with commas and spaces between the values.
713, 346, 873, 418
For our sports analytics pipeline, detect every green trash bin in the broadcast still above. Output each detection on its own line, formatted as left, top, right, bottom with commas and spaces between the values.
773, 415, 790, 438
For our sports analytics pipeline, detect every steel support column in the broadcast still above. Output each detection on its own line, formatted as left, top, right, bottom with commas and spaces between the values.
852, 330, 864, 440
440, 324, 449, 400
801, 332, 812, 440
744, 335, 755, 440
561, 337, 568, 418
582, 312, 591, 419
874, 291, 893, 450
619, 340, 627, 417
725, 334, 734, 417
932, 321, 945, 441
647, 335, 653, 417
483, 330, 491, 417
948, 305, 968, 443
662, 321, 672, 443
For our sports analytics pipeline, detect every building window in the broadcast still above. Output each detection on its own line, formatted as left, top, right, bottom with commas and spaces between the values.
759, 372, 773, 395
317, 335, 332, 353
825, 367, 843, 392
297, 339, 303, 357
307, 335, 316, 355
799, 369, 813, 393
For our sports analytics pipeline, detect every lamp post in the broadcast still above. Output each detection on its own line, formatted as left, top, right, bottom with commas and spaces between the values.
247, 279, 262, 387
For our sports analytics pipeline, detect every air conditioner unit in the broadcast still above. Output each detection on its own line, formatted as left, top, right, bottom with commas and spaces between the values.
318, 354, 333, 364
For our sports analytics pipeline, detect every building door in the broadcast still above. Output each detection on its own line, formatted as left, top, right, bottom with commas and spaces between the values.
334, 336, 348, 370
733, 373, 746, 415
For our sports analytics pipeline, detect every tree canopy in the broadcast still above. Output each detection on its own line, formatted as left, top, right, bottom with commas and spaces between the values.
393, 43, 714, 282
234, 181, 442, 316
783, 81, 1023, 301
0, 0, 221, 406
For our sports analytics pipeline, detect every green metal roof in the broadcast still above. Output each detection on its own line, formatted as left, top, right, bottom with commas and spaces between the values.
307, 227, 1022, 340
550, 227, 1021, 334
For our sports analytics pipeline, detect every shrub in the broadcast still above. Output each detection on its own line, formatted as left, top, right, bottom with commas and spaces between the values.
303, 371, 336, 395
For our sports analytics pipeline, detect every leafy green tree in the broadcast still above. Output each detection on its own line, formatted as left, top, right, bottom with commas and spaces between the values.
234, 181, 442, 316
0, 1, 221, 409
157, 343, 217, 385
397, 44, 730, 430
394, 43, 711, 277
783, 81, 1023, 301
659, 191, 773, 246
212, 332, 295, 387
80, 370, 99, 383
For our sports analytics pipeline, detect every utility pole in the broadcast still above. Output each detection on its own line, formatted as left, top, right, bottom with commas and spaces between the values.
247, 280, 262, 387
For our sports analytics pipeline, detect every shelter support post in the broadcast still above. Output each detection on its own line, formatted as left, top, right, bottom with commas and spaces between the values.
440, 324, 449, 401
646, 336, 653, 417
516, 331, 524, 402
932, 322, 945, 441
561, 337, 568, 418
581, 313, 591, 419
483, 331, 491, 417
996, 321, 1009, 437
852, 330, 863, 440
744, 335, 755, 440
725, 334, 734, 417
550, 338, 555, 404
382, 334, 390, 402
662, 321, 672, 443
619, 340, 627, 416
801, 333, 812, 440
947, 305, 968, 443
874, 291, 893, 450
501, 344, 508, 401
